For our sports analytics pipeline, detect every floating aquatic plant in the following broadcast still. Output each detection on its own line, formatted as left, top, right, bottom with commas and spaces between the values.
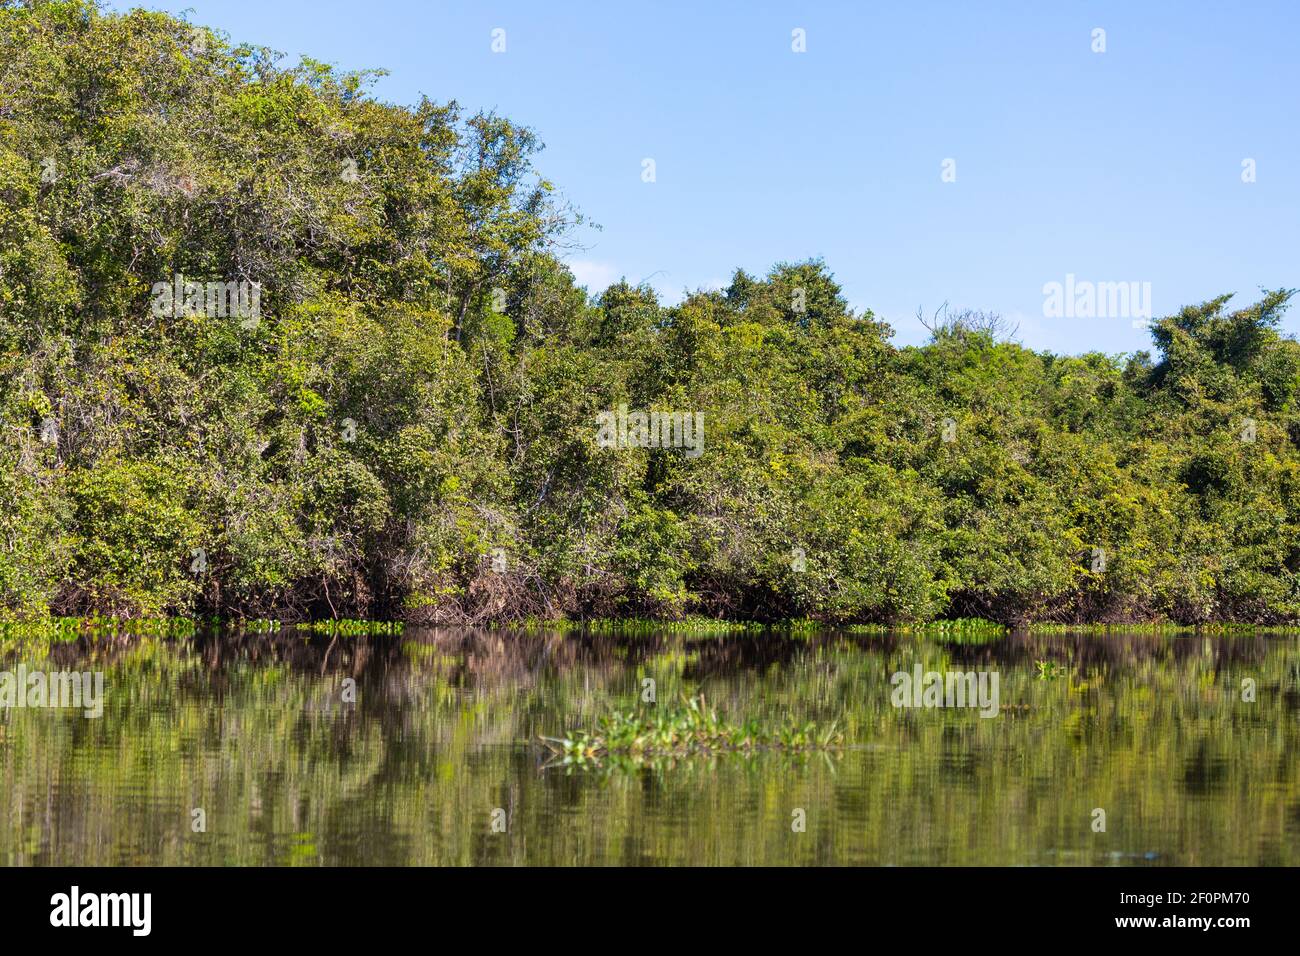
1036, 660, 1065, 680
541, 695, 843, 766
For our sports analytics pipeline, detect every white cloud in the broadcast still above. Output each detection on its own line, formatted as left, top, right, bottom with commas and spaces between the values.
566, 259, 620, 292
563, 263, 728, 304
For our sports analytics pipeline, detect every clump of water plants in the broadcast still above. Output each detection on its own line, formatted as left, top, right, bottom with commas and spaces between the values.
304, 619, 403, 636
520, 617, 764, 636
1036, 660, 1065, 680
541, 695, 843, 766
846, 618, 1006, 640
0, 615, 200, 641
1026, 621, 1300, 635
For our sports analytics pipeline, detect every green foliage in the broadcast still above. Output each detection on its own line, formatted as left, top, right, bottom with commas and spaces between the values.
542, 695, 844, 766
63, 458, 204, 614
3, 2, 1299, 626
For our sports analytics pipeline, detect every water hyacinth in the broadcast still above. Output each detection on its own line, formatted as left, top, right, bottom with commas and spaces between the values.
541, 695, 843, 766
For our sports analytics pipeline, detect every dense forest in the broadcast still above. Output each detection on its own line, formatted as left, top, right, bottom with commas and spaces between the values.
3, 1, 1299, 626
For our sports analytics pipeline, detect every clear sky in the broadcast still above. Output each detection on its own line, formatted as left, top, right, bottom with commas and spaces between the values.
107, 0, 1299, 353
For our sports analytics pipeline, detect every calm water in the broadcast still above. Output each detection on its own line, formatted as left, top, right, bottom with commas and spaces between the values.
2, 628, 1297, 866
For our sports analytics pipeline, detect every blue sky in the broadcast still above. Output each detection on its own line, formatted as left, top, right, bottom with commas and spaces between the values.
109, 0, 1299, 353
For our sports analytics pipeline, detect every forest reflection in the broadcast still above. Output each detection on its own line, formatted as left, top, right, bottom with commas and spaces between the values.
3, 628, 1297, 865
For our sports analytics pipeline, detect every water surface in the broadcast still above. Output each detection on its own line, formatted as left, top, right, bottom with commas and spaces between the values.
2, 628, 1297, 865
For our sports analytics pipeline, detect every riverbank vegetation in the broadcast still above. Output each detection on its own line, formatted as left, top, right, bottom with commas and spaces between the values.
4, 1, 1300, 628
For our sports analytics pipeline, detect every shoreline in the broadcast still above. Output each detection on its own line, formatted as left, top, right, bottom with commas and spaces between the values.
5, 613, 1300, 641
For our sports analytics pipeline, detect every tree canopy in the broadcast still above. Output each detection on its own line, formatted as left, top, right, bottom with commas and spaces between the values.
2, 1, 1298, 625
